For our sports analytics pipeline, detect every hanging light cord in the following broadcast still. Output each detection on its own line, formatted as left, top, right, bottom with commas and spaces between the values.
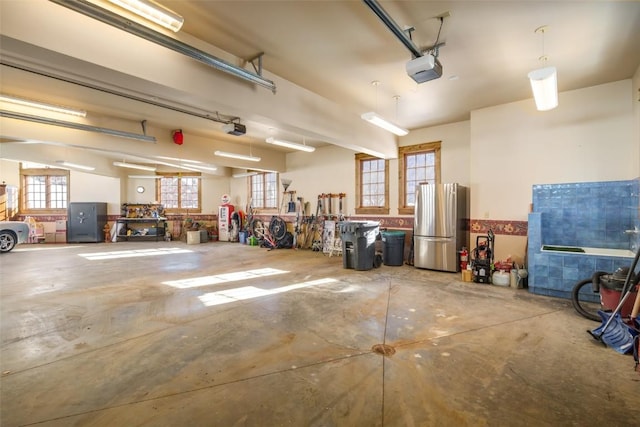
430, 17, 444, 57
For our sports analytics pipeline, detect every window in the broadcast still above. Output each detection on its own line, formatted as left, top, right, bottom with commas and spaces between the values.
20, 164, 69, 213
355, 153, 389, 215
157, 174, 201, 212
399, 142, 441, 215
250, 172, 278, 210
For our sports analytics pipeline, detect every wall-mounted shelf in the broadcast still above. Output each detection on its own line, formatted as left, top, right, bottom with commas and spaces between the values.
116, 203, 166, 242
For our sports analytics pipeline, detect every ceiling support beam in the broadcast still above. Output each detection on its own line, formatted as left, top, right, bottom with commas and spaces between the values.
0, 110, 157, 142
48, 0, 277, 93
362, 0, 423, 58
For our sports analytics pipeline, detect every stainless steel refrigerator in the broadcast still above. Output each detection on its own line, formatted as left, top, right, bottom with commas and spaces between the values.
414, 183, 468, 272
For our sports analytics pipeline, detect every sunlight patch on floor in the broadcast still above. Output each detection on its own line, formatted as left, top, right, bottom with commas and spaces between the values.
14, 245, 84, 252
163, 268, 289, 289
78, 247, 193, 260
198, 277, 338, 307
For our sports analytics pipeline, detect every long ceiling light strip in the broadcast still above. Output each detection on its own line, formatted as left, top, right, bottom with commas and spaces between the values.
113, 161, 156, 171
361, 112, 408, 136
0, 110, 156, 142
0, 94, 87, 117
49, 0, 276, 93
214, 150, 261, 162
265, 137, 315, 153
232, 171, 259, 178
128, 174, 160, 179
55, 160, 95, 170
107, 0, 184, 32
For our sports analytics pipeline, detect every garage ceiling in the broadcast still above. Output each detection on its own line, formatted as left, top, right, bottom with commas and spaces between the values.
1, 0, 639, 173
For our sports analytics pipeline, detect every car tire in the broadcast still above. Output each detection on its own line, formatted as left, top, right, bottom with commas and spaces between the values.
0, 230, 17, 253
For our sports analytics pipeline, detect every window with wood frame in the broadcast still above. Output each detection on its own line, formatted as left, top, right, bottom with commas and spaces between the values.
250, 172, 278, 210
398, 141, 441, 215
355, 153, 389, 215
157, 173, 201, 213
20, 163, 69, 214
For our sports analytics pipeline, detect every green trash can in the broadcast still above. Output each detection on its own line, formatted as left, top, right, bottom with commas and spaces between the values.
382, 231, 405, 266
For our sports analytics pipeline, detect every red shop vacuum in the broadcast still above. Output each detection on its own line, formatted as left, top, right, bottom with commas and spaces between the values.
471, 229, 494, 284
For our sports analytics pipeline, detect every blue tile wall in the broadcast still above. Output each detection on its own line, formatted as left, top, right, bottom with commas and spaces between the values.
528, 179, 640, 300
531, 179, 639, 249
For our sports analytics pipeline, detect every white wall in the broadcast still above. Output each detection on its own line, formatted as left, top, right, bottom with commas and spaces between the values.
69, 171, 120, 214
125, 176, 231, 215
0, 159, 20, 187
400, 120, 471, 187
470, 79, 636, 223
634, 65, 640, 176
283, 145, 355, 216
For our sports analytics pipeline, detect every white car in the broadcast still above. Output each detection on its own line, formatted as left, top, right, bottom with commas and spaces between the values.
0, 221, 30, 253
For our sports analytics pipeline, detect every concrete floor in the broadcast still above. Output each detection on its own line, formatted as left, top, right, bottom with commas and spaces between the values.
1, 241, 638, 426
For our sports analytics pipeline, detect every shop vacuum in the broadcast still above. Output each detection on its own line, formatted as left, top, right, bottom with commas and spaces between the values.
471, 229, 495, 283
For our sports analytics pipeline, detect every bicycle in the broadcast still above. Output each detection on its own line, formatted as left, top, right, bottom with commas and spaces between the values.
251, 215, 288, 249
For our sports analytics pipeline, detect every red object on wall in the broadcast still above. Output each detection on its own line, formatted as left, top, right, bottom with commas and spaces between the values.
172, 129, 184, 145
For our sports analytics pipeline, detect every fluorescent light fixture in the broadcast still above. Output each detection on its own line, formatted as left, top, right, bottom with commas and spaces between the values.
188, 164, 218, 172
128, 175, 160, 179
113, 161, 157, 171
50, 0, 275, 93
265, 137, 315, 153
155, 156, 201, 163
528, 66, 558, 111
361, 112, 408, 136
232, 171, 259, 178
214, 150, 261, 162
0, 94, 86, 117
107, 0, 184, 32
55, 160, 95, 171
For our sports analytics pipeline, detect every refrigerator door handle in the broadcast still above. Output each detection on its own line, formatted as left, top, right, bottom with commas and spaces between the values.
421, 236, 453, 242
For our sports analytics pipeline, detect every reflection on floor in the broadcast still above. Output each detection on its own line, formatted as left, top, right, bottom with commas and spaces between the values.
1, 242, 638, 426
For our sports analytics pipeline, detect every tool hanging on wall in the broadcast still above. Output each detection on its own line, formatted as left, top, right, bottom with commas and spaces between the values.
294, 196, 303, 248
280, 179, 292, 214
305, 194, 324, 250
286, 190, 296, 213
338, 193, 346, 221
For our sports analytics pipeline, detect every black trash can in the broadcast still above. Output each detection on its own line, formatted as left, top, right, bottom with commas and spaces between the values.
338, 221, 380, 271
382, 231, 405, 266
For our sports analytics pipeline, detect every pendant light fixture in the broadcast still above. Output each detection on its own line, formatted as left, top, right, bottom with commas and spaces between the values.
55, 160, 95, 171
113, 161, 157, 171
265, 137, 315, 152
361, 81, 408, 136
214, 150, 261, 162
528, 26, 558, 111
